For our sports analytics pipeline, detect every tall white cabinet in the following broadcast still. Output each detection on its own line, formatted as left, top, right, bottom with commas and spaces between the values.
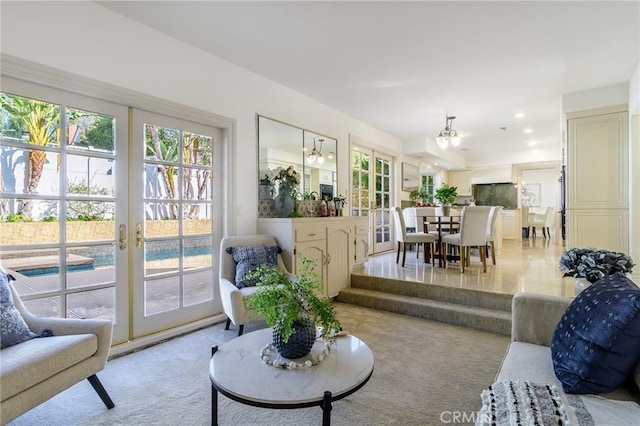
566, 106, 629, 252
257, 217, 369, 298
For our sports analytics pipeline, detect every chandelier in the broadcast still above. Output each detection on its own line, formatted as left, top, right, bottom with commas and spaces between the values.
306, 139, 325, 164
435, 114, 461, 149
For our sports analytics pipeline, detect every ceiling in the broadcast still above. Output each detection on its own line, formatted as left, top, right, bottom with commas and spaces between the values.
98, 1, 639, 169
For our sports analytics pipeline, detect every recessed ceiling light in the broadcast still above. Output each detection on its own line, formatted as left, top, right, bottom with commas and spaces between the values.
528, 141, 537, 146
523, 128, 533, 133
514, 112, 525, 119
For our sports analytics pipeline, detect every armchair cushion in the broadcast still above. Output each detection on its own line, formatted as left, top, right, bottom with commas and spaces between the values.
551, 272, 640, 394
1, 273, 36, 349
225, 245, 280, 288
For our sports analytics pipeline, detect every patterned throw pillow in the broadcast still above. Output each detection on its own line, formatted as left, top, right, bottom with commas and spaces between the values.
1, 272, 37, 349
225, 246, 280, 289
551, 272, 640, 394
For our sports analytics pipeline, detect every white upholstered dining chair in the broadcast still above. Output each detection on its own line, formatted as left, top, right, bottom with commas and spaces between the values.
441, 206, 492, 273
486, 206, 502, 265
392, 207, 437, 267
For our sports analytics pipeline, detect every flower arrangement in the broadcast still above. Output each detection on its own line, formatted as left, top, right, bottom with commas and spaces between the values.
559, 247, 635, 283
273, 165, 301, 197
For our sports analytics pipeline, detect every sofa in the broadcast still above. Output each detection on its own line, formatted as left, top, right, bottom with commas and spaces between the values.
479, 292, 640, 425
0, 272, 114, 424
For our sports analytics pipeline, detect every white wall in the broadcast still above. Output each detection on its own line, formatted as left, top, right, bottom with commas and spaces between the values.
0, 1, 402, 235
521, 169, 558, 211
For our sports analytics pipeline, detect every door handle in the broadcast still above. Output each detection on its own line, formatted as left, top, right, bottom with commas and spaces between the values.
119, 224, 126, 250
136, 223, 143, 248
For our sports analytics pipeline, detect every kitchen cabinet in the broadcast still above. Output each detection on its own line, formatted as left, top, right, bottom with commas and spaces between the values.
449, 170, 472, 196
566, 107, 628, 252
501, 210, 516, 239
257, 217, 369, 297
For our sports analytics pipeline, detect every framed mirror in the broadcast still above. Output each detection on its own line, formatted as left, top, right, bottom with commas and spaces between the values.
258, 115, 337, 206
402, 162, 419, 192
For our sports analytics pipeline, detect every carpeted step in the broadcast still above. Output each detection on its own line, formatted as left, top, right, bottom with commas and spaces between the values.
350, 274, 513, 312
336, 287, 512, 336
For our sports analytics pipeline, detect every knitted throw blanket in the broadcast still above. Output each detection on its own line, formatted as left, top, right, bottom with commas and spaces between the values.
479, 381, 594, 426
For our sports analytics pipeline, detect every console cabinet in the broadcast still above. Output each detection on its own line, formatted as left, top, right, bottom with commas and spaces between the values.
257, 217, 369, 297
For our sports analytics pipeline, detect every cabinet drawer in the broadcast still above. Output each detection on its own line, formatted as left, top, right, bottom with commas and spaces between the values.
295, 227, 325, 242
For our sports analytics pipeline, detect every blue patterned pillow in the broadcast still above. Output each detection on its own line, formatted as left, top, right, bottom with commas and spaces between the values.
551, 272, 640, 394
1, 272, 37, 349
226, 246, 280, 289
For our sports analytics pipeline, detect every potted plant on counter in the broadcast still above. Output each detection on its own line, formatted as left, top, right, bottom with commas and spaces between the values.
434, 183, 458, 216
409, 185, 433, 206
246, 255, 341, 361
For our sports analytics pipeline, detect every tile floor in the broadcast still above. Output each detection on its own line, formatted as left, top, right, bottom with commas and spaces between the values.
355, 235, 580, 298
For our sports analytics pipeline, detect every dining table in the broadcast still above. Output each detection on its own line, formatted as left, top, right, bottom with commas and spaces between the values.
424, 215, 461, 267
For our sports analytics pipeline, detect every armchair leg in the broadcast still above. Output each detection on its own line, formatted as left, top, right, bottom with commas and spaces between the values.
224, 318, 231, 330
87, 374, 114, 409
237, 324, 244, 336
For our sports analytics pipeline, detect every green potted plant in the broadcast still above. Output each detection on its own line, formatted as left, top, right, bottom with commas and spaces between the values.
409, 185, 432, 206
434, 183, 458, 216
246, 255, 341, 359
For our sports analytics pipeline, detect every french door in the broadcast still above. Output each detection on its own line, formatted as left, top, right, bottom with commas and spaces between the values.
0, 78, 130, 344
130, 110, 221, 337
1, 77, 223, 344
351, 145, 394, 254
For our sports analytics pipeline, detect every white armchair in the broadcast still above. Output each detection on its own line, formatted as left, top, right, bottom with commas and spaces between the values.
1, 272, 114, 424
219, 235, 293, 336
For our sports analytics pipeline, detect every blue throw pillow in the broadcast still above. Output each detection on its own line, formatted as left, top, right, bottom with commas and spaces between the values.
551, 272, 640, 394
226, 246, 280, 289
1, 272, 37, 349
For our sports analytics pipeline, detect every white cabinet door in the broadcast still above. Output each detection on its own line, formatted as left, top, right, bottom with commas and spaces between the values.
326, 225, 352, 297
354, 222, 370, 267
449, 171, 472, 196
501, 211, 516, 239
294, 240, 327, 296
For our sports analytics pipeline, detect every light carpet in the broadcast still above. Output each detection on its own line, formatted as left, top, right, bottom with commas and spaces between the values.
8, 302, 509, 426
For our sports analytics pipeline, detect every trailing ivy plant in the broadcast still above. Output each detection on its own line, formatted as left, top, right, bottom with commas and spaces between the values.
245, 255, 341, 343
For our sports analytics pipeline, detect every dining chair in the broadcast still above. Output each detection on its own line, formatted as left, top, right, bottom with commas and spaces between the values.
392, 207, 437, 267
521, 206, 531, 238
441, 206, 492, 273
528, 207, 552, 238
486, 206, 502, 265
543, 207, 555, 238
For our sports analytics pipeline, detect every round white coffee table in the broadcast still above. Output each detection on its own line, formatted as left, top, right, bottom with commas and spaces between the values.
209, 328, 374, 425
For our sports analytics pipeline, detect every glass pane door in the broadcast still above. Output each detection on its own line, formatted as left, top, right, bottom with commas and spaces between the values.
131, 110, 221, 337
0, 85, 129, 344
373, 153, 394, 253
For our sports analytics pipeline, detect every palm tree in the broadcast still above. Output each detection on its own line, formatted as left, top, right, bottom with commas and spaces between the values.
1, 94, 59, 220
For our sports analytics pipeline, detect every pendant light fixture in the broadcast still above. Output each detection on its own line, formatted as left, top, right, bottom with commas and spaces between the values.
307, 138, 325, 164
435, 114, 461, 149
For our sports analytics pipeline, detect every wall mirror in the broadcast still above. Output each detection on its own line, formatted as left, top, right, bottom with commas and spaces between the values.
402, 162, 419, 191
258, 115, 337, 201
